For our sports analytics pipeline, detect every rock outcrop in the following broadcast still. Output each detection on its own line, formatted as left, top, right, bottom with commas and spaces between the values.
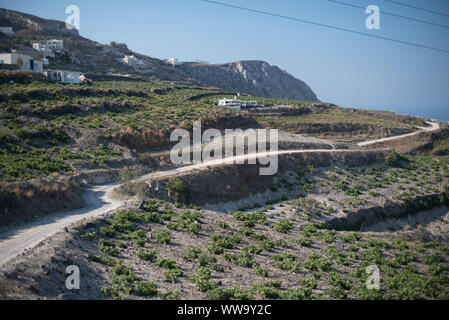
179, 60, 318, 101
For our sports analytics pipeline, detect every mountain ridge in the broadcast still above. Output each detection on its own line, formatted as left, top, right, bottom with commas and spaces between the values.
0, 8, 319, 101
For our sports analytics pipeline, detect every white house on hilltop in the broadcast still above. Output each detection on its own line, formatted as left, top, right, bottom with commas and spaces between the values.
122, 54, 144, 66
165, 58, 182, 66
217, 96, 257, 110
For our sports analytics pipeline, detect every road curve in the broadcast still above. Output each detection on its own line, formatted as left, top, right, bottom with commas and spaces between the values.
0, 121, 440, 267
357, 121, 439, 147
0, 184, 123, 267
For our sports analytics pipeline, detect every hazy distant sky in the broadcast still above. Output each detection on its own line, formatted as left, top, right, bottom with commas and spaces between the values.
1, 0, 449, 119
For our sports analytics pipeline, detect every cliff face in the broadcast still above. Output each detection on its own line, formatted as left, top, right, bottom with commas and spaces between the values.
181, 61, 318, 101
0, 8, 319, 101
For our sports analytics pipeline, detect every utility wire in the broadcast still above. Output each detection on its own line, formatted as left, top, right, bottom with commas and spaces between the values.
325, 0, 449, 29
200, 0, 449, 54
382, 0, 449, 18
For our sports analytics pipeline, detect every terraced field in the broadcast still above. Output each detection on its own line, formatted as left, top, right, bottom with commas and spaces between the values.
0, 78, 448, 300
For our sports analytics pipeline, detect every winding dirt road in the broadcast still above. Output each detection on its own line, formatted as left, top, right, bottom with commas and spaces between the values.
357, 121, 440, 147
0, 122, 439, 267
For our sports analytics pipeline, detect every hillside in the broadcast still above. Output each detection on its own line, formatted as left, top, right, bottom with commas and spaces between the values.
0, 77, 442, 224
0, 8, 318, 101
0, 75, 448, 301
1, 7, 449, 303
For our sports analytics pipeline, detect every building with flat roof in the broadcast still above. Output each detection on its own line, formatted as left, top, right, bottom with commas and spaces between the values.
0, 27, 13, 35
45, 39, 64, 50
32, 43, 55, 58
0, 52, 43, 71
122, 54, 144, 66
217, 96, 257, 109
44, 69, 82, 84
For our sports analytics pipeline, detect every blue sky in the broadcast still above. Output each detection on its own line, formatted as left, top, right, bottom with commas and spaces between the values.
1, 0, 449, 120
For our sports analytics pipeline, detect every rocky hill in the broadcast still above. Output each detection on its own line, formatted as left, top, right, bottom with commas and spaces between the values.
179, 61, 318, 101
0, 8, 318, 101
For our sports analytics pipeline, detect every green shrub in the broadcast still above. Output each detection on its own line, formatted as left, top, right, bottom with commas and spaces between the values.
232, 210, 268, 225
166, 179, 190, 201
297, 197, 321, 216
154, 229, 172, 244
191, 267, 217, 292
315, 229, 337, 243
99, 226, 117, 238
327, 272, 353, 294
206, 287, 253, 300
81, 232, 96, 241
164, 268, 183, 282
325, 245, 350, 266
243, 244, 264, 254
101, 285, 122, 299
424, 253, 445, 265
206, 234, 241, 254
197, 253, 217, 267
158, 290, 180, 300
136, 249, 157, 261
394, 251, 417, 265
252, 281, 283, 299
126, 229, 146, 246
133, 281, 158, 297
255, 266, 269, 277
384, 151, 400, 166
156, 258, 177, 269
302, 253, 332, 271
223, 252, 255, 268
274, 219, 293, 233
217, 221, 230, 229
98, 239, 119, 257
272, 252, 300, 272
294, 237, 312, 247
280, 287, 313, 300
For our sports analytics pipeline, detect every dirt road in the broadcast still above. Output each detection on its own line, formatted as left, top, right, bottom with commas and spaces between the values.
0, 184, 122, 267
0, 122, 440, 267
357, 121, 440, 147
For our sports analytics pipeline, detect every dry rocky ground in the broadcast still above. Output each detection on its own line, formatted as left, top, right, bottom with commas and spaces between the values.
1, 153, 448, 300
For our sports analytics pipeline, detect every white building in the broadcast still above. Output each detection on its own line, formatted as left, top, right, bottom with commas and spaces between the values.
122, 54, 144, 66
165, 58, 182, 66
217, 98, 241, 110
217, 96, 257, 109
45, 39, 64, 50
240, 100, 257, 108
0, 27, 14, 35
44, 69, 82, 84
32, 42, 55, 58
0, 52, 43, 71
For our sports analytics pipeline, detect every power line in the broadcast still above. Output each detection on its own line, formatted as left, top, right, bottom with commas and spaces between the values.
200, 0, 449, 54
383, 0, 449, 18
325, 0, 449, 29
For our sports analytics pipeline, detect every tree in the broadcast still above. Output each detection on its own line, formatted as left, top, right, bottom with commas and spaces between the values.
16, 57, 23, 70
